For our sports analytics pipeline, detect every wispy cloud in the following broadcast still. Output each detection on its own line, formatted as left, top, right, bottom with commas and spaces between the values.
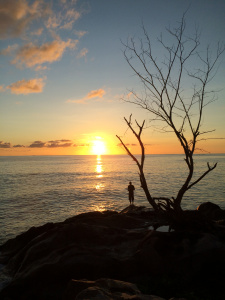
67, 88, 106, 104
35, 65, 48, 72
11, 39, 78, 68
0, 85, 6, 92
8, 78, 45, 95
0, 0, 83, 39
61, 9, 81, 29
77, 48, 88, 59
0, 0, 86, 74
0, 44, 19, 55
74, 30, 88, 38
46, 7, 81, 30
31, 27, 43, 36
1, 0, 89, 102
0, 0, 49, 39
45, 14, 61, 29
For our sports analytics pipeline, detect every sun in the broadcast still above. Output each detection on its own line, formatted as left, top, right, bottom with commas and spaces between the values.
92, 139, 106, 155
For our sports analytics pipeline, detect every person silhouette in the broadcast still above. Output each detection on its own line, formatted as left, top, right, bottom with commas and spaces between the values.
128, 181, 135, 205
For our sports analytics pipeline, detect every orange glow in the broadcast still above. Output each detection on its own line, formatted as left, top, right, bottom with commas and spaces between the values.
92, 138, 106, 155
1, 132, 224, 156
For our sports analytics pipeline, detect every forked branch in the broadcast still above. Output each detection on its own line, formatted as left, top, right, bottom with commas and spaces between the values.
187, 162, 217, 191
116, 115, 158, 211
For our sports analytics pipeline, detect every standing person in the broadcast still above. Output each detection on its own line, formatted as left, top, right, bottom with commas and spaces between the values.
128, 181, 135, 205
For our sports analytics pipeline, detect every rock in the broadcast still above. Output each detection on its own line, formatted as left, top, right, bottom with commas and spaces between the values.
63, 278, 166, 300
134, 229, 225, 279
197, 201, 220, 211
120, 205, 153, 215
0, 206, 225, 300
197, 201, 225, 220
0, 222, 55, 265
169, 298, 187, 300
216, 219, 225, 226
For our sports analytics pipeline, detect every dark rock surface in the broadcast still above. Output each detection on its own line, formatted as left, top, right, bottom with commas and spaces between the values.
0, 204, 225, 300
197, 201, 225, 220
63, 278, 166, 300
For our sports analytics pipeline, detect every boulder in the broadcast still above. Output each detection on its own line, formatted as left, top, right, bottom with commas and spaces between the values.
197, 201, 225, 220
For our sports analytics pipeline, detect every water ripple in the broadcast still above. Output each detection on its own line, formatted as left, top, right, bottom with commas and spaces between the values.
0, 154, 224, 245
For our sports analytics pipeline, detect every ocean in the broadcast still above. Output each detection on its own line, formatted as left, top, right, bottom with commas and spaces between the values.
0, 154, 225, 245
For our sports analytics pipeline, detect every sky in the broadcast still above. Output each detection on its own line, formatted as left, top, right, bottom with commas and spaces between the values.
0, 0, 225, 156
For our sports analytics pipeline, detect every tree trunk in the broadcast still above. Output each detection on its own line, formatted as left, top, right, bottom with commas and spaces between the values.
138, 166, 159, 211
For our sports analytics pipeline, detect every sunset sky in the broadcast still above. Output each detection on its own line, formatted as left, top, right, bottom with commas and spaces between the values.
0, 0, 225, 155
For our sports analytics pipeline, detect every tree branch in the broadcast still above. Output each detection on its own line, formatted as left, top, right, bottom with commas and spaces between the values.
187, 162, 217, 190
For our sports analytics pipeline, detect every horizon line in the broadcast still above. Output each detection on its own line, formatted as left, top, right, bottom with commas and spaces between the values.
0, 153, 225, 157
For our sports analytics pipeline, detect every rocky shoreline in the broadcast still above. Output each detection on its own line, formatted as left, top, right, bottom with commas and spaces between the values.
0, 203, 225, 300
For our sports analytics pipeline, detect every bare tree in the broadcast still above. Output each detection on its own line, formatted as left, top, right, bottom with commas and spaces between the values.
117, 14, 224, 213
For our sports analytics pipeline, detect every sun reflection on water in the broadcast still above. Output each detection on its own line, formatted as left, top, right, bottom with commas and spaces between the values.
95, 183, 105, 190
92, 205, 105, 212
95, 155, 105, 191
96, 155, 103, 178
96, 164, 102, 174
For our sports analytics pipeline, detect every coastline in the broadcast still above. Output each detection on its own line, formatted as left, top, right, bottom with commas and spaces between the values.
1, 154, 225, 247
1, 204, 225, 299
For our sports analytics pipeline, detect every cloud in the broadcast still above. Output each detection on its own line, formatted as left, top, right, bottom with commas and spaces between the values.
67, 88, 106, 104
117, 143, 137, 147
11, 39, 78, 68
47, 139, 73, 147
87, 89, 105, 99
58, 139, 71, 142
28, 139, 73, 148
74, 30, 87, 38
77, 48, 88, 59
45, 14, 61, 29
8, 78, 45, 95
0, 141, 11, 148
61, 9, 81, 29
0, 0, 49, 39
0, 44, 19, 55
0, 140, 75, 149
13, 144, 25, 148
66, 9, 80, 20
0, 85, 6, 92
35, 65, 48, 72
31, 27, 43, 36
45, 7, 81, 30
0, 0, 82, 35
29, 141, 46, 148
